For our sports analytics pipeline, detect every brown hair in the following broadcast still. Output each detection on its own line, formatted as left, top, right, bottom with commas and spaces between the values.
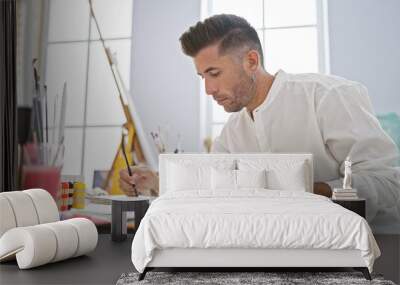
179, 14, 264, 67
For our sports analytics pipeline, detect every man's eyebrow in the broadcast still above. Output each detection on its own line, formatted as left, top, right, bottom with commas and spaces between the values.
197, 67, 219, 76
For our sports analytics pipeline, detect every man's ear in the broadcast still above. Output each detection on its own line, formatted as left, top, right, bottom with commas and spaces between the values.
244, 50, 259, 73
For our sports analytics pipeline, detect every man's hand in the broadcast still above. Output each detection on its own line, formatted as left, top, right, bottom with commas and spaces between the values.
313, 182, 332, 198
119, 165, 159, 197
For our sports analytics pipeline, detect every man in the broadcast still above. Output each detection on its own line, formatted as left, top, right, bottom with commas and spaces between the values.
120, 14, 400, 223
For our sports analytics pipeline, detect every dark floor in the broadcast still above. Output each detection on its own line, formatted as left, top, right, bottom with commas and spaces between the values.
0, 234, 134, 285
0, 235, 365, 285
1, 234, 398, 285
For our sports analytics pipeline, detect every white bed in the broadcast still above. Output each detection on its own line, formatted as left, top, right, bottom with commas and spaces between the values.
131, 154, 380, 280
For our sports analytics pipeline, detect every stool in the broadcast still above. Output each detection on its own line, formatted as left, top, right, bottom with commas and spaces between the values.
111, 196, 150, 242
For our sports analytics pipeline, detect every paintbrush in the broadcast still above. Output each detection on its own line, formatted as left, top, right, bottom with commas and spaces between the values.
32, 59, 40, 95
44, 85, 48, 143
52, 82, 67, 166
58, 82, 67, 145
53, 93, 58, 145
121, 131, 138, 196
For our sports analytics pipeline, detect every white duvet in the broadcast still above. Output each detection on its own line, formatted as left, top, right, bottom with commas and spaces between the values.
131, 190, 380, 273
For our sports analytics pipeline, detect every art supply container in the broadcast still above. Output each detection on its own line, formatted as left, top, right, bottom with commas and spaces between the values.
72, 181, 86, 209
60, 182, 70, 211
21, 143, 64, 201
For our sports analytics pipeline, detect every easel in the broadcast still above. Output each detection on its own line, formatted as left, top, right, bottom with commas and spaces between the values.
88, 0, 146, 194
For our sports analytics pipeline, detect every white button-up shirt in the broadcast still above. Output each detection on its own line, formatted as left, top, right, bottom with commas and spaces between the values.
212, 70, 400, 229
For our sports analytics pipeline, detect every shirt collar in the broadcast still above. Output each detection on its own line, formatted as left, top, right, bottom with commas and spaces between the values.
242, 69, 286, 122
253, 69, 286, 113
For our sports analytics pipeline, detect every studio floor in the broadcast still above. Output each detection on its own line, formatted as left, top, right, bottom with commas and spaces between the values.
1, 234, 398, 285
0, 234, 135, 285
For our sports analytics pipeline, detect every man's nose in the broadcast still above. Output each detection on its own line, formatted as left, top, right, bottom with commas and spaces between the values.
205, 79, 218, 96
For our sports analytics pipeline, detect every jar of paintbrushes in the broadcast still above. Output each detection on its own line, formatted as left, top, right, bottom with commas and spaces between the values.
21, 143, 64, 201
20, 60, 68, 202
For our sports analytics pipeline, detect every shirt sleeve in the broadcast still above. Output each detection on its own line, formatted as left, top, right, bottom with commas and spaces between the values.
211, 135, 230, 153
317, 83, 400, 222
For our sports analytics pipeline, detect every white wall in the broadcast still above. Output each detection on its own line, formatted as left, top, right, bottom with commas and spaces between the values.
130, 0, 202, 162
17, 0, 45, 106
327, 0, 400, 114
130, 0, 400, 157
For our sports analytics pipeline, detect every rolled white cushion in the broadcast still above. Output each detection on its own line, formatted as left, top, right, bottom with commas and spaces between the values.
63, 218, 98, 257
42, 221, 79, 262
0, 196, 17, 237
23, 189, 59, 224
0, 218, 98, 269
0, 192, 39, 227
0, 226, 57, 269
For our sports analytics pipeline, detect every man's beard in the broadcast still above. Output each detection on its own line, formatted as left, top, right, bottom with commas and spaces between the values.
224, 70, 256, 112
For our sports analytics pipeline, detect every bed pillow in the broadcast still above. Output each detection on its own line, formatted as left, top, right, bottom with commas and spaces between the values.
211, 169, 268, 190
238, 159, 308, 191
267, 163, 306, 191
211, 168, 236, 190
166, 159, 236, 192
166, 162, 210, 191
236, 169, 267, 189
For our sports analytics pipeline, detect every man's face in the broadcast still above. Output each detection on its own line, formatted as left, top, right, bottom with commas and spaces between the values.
194, 44, 255, 112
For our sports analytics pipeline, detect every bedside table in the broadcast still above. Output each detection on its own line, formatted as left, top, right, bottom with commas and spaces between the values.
332, 198, 366, 218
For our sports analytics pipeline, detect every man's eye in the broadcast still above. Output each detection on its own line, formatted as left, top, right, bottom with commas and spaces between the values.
210, 72, 220, 77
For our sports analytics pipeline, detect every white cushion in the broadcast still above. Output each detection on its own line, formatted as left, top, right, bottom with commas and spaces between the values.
159, 154, 313, 194
0, 189, 98, 269
238, 159, 307, 191
0, 192, 39, 227
211, 168, 236, 190
166, 159, 235, 192
0, 189, 60, 238
267, 164, 306, 191
0, 196, 16, 237
236, 169, 267, 189
42, 221, 79, 262
23, 189, 60, 224
0, 218, 97, 269
0, 226, 58, 269
63, 218, 98, 257
211, 169, 268, 191
167, 162, 210, 191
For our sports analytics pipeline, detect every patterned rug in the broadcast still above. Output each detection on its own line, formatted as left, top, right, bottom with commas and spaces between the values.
116, 271, 396, 285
